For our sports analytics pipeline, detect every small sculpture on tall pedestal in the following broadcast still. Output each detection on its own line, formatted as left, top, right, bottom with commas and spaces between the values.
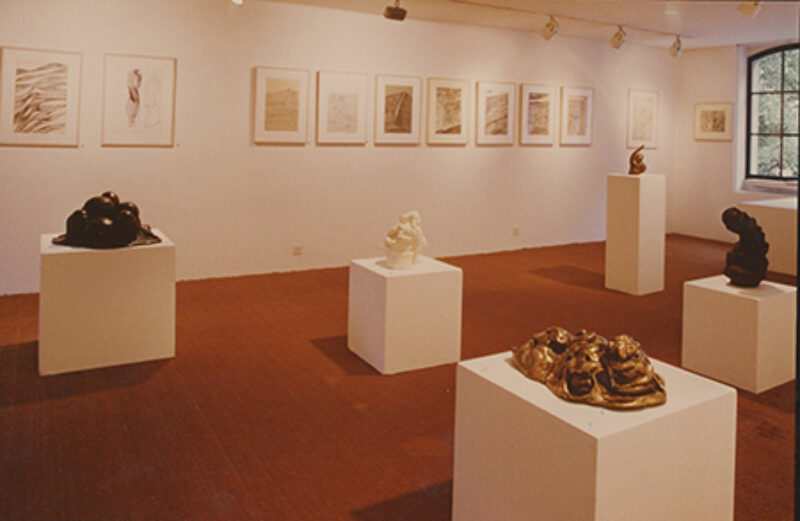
384, 210, 427, 269
512, 326, 666, 410
628, 145, 646, 175
52, 191, 161, 249
722, 207, 768, 287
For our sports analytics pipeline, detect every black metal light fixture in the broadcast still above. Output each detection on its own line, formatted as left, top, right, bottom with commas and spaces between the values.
383, 0, 407, 21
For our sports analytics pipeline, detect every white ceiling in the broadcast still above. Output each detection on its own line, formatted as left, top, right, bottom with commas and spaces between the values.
264, 0, 799, 50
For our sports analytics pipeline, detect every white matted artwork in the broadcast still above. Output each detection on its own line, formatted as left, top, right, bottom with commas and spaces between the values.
519, 84, 556, 145
0, 46, 82, 146
694, 102, 733, 141
102, 54, 176, 147
560, 86, 593, 146
476, 81, 515, 145
252, 66, 308, 144
427, 77, 469, 145
627, 89, 658, 149
316, 71, 368, 145
375, 74, 421, 145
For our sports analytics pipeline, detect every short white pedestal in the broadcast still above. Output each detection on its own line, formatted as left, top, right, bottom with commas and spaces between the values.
605, 173, 665, 295
39, 230, 176, 375
347, 256, 462, 374
682, 275, 796, 393
741, 198, 797, 276
452, 353, 736, 521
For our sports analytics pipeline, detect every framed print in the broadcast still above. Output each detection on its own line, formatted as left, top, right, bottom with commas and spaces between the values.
476, 81, 515, 145
627, 89, 658, 149
252, 66, 308, 144
560, 86, 593, 145
427, 77, 469, 145
0, 46, 82, 146
375, 74, 421, 145
102, 54, 176, 147
519, 84, 556, 145
693, 102, 733, 141
316, 71, 367, 145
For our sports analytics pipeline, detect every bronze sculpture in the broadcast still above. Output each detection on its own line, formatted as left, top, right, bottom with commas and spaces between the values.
512, 326, 666, 410
52, 191, 161, 249
722, 207, 768, 287
628, 145, 646, 175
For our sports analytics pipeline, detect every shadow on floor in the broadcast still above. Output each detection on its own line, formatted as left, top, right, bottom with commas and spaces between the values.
310, 335, 377, 377
529, 265, 605, 290
351, 480, 452, 521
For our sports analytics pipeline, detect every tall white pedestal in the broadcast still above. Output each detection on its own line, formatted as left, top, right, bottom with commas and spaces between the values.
347, 256, 462, 374
452, 352, 736, 521
682, 275, 796, 393
39, 230, 176, 375
605, 173, 665, 295
741, 198, 797, 276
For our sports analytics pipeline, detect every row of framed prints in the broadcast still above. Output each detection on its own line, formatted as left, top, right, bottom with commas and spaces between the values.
256, 67, 610, 146
0, 46, 175, 147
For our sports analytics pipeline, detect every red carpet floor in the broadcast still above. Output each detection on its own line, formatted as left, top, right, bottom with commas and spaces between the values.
0, 235, 794, 520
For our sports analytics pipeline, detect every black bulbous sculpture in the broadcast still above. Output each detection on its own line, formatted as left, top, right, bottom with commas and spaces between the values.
53, 191, 161, 249
722, 207, 768, 287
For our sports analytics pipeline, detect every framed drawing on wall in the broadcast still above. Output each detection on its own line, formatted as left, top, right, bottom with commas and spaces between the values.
0, 46, 82, 146
519, 84, 556, 145
427, 77, 469, 145
375, 74, 421, 145
693, 102, 733, 141
560, 86, 593, 145
102, 54, 176, 147
316, 71, 368, 145
627, 89, 658, 149
252, 66, 308, 145
476, 81, 515, 145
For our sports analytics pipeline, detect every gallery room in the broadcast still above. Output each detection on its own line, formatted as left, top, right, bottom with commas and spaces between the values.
0, 0, 797, 519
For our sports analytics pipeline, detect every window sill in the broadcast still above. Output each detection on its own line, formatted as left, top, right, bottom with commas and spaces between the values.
740, 178, 798, 195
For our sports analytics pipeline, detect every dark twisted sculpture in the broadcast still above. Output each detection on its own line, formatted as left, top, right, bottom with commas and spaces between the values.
721, 207, 768, 287
52, 191, 161, 249
628, 145, 646, 175
512, 326, 666, 410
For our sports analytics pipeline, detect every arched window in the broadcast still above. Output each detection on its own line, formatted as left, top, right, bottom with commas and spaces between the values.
746, 44, 799, 180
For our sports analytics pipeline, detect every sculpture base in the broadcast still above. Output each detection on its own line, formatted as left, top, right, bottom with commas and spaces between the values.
452, 352, 736, 521
682, 274, 796, 393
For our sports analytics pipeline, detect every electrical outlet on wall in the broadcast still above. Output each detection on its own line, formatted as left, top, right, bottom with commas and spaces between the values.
292, 245, 303, 256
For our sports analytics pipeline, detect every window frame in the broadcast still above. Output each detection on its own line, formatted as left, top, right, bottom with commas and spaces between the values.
745, 43, 799, 182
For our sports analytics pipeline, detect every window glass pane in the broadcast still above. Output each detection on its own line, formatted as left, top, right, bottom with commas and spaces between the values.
782, 136, 798, 178
752, 93, 781, 133
752, 53, 782, 92
752, 135, 782, 176
784, 93, 798, 134
784, 49, 798, 91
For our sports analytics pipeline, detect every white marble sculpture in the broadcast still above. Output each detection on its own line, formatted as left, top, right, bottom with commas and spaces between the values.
384, 211, 428, 269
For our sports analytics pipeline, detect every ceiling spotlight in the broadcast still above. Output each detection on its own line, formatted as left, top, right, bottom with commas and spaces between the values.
230, 0, 244, 5
609, 25, 626, 50
736, 1, 762, 18
669, 34, 682, 57
539, 16, 559, 40
383, 0, 407, 21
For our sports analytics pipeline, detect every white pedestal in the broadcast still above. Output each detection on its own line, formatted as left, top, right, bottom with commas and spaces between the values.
741, 198, 797, 276
682, 275, 796, 393
605, 173, 665, 295
452, 352, 736, 521
347, 256, 462, 374
39, 230, 176, 375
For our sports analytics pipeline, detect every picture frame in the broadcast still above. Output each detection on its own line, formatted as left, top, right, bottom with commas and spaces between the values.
374, 74, 421, 145
102, 53, 176, 147
626, 89, 658, 149
693, 102, 733, 141
560, 86, 593, 146
316, 71, 368, 145
427, 77, 469, 145
476, 81, 515, 145
252, 66, 309, 145
0, 46, 82, 147
519, 84, 557, 145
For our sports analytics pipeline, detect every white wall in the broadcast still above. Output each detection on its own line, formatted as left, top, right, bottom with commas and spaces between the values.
0, 0, 679, 295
